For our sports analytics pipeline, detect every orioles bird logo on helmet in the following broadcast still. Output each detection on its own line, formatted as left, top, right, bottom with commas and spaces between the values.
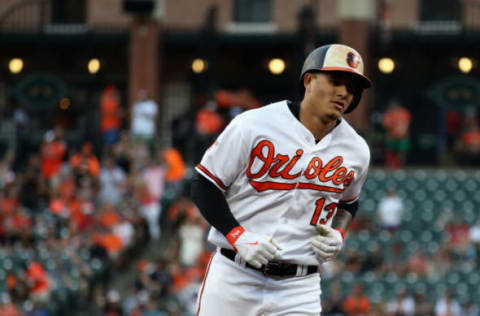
346, 52, 361, 69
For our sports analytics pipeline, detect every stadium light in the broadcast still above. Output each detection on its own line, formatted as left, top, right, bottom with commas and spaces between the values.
192, 58, 207, 74
88, 58, 101, 74
9, 58, 24, 74
458, 57, 473, 74
268, 58, 285, 75
378, 57, 395, 74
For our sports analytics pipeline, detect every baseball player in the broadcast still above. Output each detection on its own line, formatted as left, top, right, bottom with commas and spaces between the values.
191, 44, 371, 315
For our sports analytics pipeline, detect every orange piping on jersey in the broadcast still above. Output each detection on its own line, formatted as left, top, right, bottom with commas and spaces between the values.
249, 180, 344, 193
297, 182, 344, 192
196, 253, 214, 316
196, 164, 228, 191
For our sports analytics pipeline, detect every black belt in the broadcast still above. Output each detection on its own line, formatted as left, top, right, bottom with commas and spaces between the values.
220, 248, 318, 278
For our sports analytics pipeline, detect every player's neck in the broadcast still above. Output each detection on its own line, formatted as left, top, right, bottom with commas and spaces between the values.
299, 102, 337, 141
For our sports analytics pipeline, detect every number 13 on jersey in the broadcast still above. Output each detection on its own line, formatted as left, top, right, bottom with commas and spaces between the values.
310, 198, 337, 226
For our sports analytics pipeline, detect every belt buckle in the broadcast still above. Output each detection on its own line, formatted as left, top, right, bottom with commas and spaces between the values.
262, 261, 282, 278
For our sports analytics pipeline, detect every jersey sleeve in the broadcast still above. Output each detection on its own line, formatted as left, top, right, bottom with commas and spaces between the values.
195, 115, 250, 192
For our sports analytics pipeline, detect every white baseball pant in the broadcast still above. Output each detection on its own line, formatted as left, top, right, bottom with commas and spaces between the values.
196, 250, 322, 316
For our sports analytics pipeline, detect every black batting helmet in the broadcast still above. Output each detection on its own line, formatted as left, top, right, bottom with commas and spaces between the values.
299, 44, 372, 113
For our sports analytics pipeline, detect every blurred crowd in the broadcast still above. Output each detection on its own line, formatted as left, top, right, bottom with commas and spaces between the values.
0, 85, 196, 315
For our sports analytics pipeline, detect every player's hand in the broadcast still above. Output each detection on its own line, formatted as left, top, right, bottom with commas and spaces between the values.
227, 226, 282, 269
311, 225, 343, 263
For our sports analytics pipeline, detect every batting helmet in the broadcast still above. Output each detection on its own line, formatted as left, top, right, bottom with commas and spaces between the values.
299, 44, 372, 113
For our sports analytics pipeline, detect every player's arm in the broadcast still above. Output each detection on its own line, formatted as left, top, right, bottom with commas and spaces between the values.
190, 172, 240, 236
311, 201, 358, 263
191, 172, 281, 268
331, 201, 358, 238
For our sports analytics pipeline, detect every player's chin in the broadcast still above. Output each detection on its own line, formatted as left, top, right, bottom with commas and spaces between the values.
325, 111, 341, 121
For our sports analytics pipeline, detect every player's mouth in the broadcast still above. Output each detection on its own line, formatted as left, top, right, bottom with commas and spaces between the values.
332, 101, 345, 111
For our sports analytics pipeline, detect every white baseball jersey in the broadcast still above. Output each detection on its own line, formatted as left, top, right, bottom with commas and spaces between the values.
195, 100, 370, 266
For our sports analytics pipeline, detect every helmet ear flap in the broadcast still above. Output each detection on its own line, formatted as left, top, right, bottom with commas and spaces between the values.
345, 89, 363, 113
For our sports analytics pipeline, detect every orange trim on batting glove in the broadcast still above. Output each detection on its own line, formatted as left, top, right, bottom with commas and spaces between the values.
226, 226, 245, 251
334, 228, 346, 240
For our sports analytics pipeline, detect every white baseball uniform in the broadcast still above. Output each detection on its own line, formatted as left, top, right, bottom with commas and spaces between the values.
195, 100, 370, 316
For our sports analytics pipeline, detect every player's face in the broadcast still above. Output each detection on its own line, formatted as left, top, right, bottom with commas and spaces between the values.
304, 72, 359, 122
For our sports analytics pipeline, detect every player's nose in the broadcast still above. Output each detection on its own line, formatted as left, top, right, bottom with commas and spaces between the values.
335, 84, 349, 98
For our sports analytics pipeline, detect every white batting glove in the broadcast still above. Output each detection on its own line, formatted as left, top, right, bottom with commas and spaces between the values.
311, 225, 344, 263
226, 226, 282, 268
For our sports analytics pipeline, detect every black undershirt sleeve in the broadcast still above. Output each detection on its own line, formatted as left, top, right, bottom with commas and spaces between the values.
337, 201, 359, 218
191, 172, 240, 236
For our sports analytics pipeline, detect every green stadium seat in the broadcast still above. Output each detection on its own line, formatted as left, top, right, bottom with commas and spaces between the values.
2, 258, 13, 271
425, 179, 439, 192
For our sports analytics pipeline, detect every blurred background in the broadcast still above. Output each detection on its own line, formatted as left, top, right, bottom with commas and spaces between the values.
0, 0, 479, 315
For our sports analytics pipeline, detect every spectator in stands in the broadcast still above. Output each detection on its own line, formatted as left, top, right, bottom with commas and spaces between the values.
446, 218, 471, 259
104, 289, 123, 316
342, 282, 371, 316
131, 90, 158, 149
194, 100, 225, 162
100, 85, 123, 148
113, 216, 135, 249
446, 110, 461, 153
429, 246, 454, 278
453, 107, 480, 166
459, 300, 479, 316
142, 154, 166, 203
361, 244, 386, 275
435, 290, 461, 316
122, 286, 140, 315
413, 292, 434, 316
136, 182, 161, 240
344, 249, 363, 274
469, 219, 480, 245
0, 149, 15, 190
377, 189, 405, 233
167, 196, 202, 242
405, 249, 430, 278
386, 289, 415, 316
178, 216, 206, 267
26, 261, 50, 305
112, 131, 132, 173
70, 142, 101, 180
385, 241, 408, 275
382, 100, 411, 168
162, 147, 186, 198
41, 127, 66, 188
0, 293, 21, 316
19, 154, 43, 212
99, 154, 127, 205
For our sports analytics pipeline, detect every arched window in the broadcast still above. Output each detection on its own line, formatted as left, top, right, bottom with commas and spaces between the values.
234, 0, 271, 23
51, 0, 86, 23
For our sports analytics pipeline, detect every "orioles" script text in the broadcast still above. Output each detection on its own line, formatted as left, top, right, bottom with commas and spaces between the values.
246, 140, 354, 188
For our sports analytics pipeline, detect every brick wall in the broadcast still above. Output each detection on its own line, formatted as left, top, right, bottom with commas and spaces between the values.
88, 0, 131, 26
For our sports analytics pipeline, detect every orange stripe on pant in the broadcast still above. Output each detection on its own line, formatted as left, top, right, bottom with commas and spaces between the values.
196, 253, 215, 316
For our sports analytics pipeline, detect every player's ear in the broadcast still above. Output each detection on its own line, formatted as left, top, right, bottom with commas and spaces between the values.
303, 72, 315, 93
